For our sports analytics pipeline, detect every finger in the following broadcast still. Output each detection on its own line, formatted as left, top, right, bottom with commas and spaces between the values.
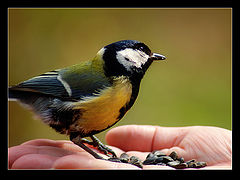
8, 145, 37, 168
21, 139, 91, 154
53, 154, 140, 169
106, 125, 155, 152
21, 139, 74, 148
21, 139, 122, 156
8, 144, 77, 168
21, 139, 60, 146
106, 125, 189, 152
11, 154, 58, 169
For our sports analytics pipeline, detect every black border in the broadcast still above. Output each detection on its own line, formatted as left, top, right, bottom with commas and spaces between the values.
2, 0, 237, 177
6, 0, 234, 8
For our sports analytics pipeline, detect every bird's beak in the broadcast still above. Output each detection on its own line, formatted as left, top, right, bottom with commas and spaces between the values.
150, 53, 166, 61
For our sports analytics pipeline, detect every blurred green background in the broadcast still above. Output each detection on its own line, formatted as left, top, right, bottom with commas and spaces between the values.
8, 8, 231, 147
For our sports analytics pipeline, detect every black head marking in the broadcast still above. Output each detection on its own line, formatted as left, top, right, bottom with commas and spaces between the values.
102, 40, 153, 79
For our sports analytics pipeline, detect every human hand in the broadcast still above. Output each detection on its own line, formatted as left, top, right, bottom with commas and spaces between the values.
8, 125, 232, 169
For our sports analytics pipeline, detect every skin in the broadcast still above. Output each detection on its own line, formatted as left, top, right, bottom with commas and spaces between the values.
8, 125, 232, 169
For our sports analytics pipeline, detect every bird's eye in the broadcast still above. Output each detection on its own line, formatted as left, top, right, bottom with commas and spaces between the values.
137, 45, 151, 55
133, 43, 151, 56
137, 45, 146, 52
139, 46, 144, 51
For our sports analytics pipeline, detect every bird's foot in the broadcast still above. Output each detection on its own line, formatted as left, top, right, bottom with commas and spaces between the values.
90, 135, 117, 158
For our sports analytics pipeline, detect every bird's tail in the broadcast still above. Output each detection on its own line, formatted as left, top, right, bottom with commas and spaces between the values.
8, 87, 41, 105
9, 87, 20, 100
9, 87, 28, 100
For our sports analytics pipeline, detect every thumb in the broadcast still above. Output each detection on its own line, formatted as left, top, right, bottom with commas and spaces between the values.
106, 125, 188, 153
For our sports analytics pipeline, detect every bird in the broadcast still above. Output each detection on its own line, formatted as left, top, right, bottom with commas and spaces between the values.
8, 40, 166, 160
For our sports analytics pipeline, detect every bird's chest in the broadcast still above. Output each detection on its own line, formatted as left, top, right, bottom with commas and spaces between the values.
70, 77, 132, 136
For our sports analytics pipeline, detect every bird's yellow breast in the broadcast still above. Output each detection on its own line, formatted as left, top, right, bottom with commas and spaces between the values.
70, 76, 132, 135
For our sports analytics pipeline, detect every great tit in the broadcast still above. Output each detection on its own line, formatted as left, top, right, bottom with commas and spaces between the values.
9, 40, 166, 160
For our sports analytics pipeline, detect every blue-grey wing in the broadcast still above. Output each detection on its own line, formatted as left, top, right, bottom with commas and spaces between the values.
9, 65, 111, 101
10, 70, 67, 97
9, 70, 71, 100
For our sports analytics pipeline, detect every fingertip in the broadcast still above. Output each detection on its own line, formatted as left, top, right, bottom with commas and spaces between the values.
106, 125, 190, 152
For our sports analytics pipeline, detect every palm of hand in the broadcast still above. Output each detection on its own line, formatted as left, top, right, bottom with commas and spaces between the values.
8, 125, 231, 169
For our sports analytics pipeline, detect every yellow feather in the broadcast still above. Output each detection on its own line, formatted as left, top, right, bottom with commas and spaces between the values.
70, 76, 132, 134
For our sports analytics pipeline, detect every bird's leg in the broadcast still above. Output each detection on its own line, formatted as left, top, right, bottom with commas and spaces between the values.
80, 138, 94, 145
90, 135, 117, 158
70, 134, 104, 160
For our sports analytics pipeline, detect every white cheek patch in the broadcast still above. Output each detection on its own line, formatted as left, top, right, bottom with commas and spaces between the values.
116, 48, 149, 72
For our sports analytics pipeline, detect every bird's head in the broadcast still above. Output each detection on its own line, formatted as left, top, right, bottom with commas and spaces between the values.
96, 40, 166, 79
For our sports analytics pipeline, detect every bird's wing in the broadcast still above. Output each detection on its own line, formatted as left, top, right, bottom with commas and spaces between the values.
9, 61, 111, 101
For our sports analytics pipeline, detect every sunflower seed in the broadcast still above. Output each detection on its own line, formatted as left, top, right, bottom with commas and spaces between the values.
129, 156, 143, 168
169, 151, 178, 160
120, 153, 130, 163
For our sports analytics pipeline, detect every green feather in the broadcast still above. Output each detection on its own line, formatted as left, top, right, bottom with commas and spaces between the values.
59, 58, 111, 100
